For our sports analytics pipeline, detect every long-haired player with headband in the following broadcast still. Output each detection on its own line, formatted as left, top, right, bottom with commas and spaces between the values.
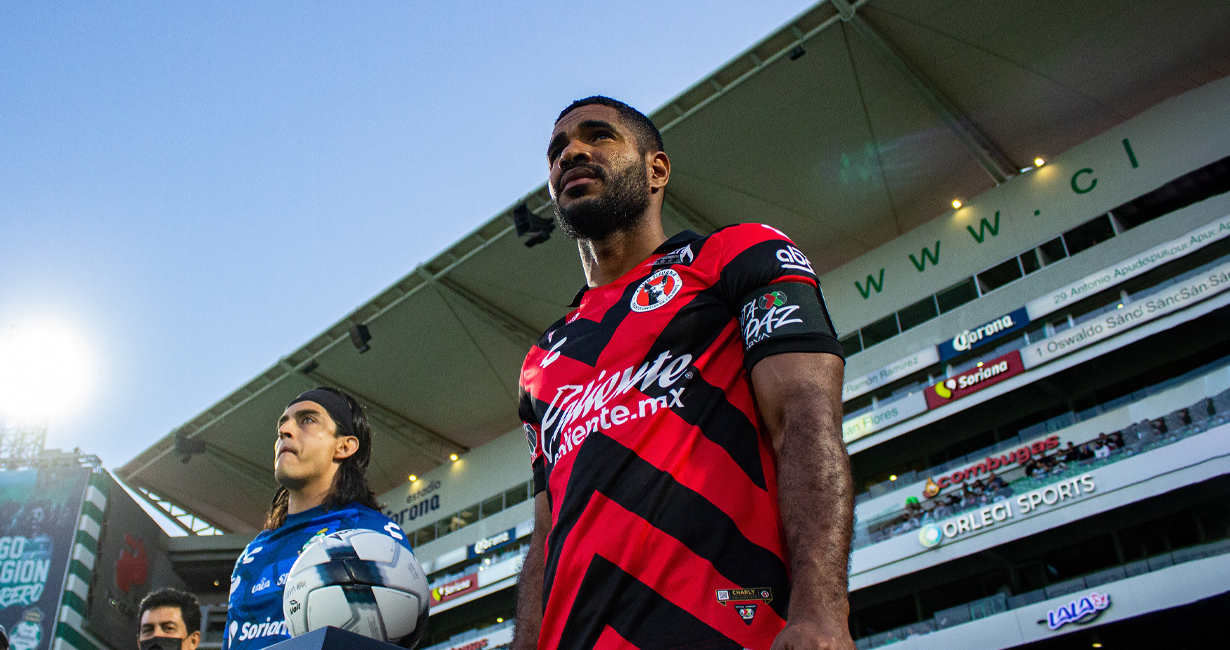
224, 387, 414, 649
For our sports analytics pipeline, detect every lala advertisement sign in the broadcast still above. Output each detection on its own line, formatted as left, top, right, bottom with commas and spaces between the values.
1044, 591, 1111, 630
924, 350, 1026, 410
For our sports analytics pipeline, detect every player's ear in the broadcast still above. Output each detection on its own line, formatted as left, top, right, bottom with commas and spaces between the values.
648, 150, 670, 193
186, 630, 202, 649
334, 436, 359, 461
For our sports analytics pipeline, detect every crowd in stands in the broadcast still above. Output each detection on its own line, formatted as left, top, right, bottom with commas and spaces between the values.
427, 542, 530, 591
865, 393, 1227, 545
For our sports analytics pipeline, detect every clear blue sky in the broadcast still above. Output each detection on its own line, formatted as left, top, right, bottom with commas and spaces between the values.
0, 1, 814, 468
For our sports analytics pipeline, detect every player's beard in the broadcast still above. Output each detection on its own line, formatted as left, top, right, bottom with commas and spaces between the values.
552, 158, 651, 241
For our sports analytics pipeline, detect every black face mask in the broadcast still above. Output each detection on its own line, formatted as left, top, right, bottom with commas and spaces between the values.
139, 637, 184, 650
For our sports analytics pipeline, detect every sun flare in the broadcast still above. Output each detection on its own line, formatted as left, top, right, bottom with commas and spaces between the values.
0, 321, 93, 423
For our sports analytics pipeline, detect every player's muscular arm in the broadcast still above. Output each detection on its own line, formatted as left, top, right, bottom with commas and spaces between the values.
512, 492, 551, 650
752, 352, 855, 650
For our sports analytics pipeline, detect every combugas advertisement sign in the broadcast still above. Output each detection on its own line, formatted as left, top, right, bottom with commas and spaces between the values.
0, 468, 90, 650
925, 350, 1026, 410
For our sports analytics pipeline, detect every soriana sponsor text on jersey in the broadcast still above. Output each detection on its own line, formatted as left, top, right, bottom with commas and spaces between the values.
924, 350, 1026, 410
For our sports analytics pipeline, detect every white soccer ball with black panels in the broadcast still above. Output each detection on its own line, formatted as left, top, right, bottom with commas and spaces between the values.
283, 528, 430, 648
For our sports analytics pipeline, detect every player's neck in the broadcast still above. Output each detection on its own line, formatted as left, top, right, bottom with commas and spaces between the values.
286, 473, 335, 516
577, 213, 668, 288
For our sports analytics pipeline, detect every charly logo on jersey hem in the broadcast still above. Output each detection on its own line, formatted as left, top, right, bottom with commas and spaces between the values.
651, 244, 694, 267
631, 269, 683, 312
715, 588, 774, 604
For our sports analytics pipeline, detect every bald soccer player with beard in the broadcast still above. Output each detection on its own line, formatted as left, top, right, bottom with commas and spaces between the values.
512, 96, 855, 650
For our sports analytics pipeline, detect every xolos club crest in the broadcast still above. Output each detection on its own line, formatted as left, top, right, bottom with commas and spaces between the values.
631, 269, 683, 312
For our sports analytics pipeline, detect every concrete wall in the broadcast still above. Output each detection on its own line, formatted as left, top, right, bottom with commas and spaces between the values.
378, 427, 533, 559
821, 75, 1230, 336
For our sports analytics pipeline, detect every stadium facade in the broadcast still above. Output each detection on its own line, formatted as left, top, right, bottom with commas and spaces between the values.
101, 1, 1230, 649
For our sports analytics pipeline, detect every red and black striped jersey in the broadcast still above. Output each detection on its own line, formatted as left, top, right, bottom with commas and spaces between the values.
518, 224, 842, 650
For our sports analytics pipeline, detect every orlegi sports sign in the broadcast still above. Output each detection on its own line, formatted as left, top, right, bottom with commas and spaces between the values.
938, 308, 1029, 361
924, 474, 1097, 546
1022, 256, 1230, 369
925, 350, 1025, 410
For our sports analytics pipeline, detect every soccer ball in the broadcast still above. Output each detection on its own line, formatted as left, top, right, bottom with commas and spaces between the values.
283, 529, 430, 648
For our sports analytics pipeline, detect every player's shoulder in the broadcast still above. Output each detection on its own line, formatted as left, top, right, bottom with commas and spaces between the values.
711, 222, 798, 246
346, 503, 406, 533
336, 502, 389, 525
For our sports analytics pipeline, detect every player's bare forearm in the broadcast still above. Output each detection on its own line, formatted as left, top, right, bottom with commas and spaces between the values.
752, 352, 855, 650
511, 492, 551, 650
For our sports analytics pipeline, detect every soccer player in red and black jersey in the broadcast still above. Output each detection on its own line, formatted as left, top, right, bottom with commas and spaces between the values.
513, 96, 854, 650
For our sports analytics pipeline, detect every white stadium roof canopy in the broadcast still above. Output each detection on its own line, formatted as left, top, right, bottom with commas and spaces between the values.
119, 0, 1230, 533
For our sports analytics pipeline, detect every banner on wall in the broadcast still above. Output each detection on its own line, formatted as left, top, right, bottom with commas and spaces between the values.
85, 480, 186, 650
0, 468, 91, 650
925, 350, 1026, 410
937, 308, 1030, 361
431, 574, 479, 605
842, 392, 928, 443
1022, 257, 1230, 369
842, 348, 940, 402
1026, 212, 1230, 320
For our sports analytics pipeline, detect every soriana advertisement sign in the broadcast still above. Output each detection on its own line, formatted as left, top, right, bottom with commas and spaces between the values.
431, 573, 479, 604
925, 350, 1025, 410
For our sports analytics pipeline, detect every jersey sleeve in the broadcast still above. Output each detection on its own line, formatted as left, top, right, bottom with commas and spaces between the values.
714, 223, 844, 371
518, 385, 547, 496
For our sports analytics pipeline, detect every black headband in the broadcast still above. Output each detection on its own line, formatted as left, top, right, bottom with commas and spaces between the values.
287, 388, 355, 437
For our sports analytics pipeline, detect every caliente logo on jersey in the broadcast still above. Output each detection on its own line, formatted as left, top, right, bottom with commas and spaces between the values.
631, 269, 683, 312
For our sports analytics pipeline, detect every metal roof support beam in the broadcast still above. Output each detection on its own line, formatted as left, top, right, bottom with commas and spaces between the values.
832, 0, 1018, 184
302, 368, 467, 462
130, 487, 198, 536
203, 442, 282, 490
121, 370, 301, 482
431, 275, 542, 348
664, 194, 719, 234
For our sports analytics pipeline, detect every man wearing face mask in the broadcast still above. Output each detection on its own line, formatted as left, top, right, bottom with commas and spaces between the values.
138, 588, 201, 650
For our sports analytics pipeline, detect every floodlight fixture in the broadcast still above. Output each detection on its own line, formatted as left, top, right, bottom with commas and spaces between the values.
175, 430, 207, 464
513, 203, 554, 248
349, 323, 372, 353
